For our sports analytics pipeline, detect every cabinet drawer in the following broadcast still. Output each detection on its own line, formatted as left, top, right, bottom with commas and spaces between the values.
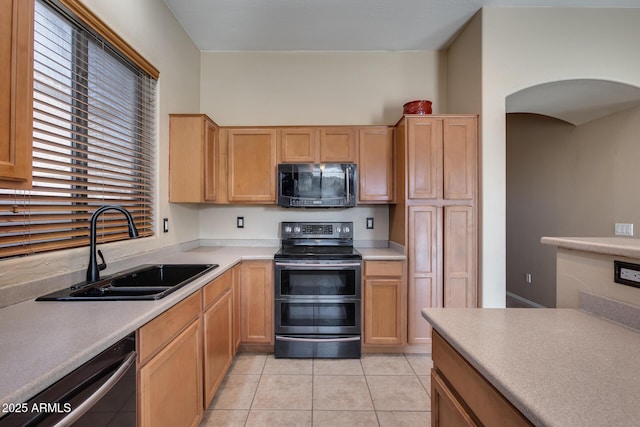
138, 291, 201, 365
364, 261, 404, 277
203, 269, 233, 309
432, 331, 532, 427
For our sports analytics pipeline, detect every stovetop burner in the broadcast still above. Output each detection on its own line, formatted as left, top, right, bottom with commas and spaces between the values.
275, 221, 362, 261
275, 245, 362, 260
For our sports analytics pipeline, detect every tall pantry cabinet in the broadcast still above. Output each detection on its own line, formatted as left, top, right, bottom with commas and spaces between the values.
390, 115, 478, 345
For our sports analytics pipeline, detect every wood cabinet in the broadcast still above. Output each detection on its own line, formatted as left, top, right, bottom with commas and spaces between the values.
232, 264, 242, 354
319, 127, 357, 162
431, 331, 532, 427
0, 0, 33, 189
138, 292, 203, 427
363, 260, 406, 345
240, 260, 274, 344
226, 128, 277, 203
202, 270, 233, 407
279, 127, 358, 163
169, 114, 218, 202
391, 115, 478, 345
358, 127, 394, 203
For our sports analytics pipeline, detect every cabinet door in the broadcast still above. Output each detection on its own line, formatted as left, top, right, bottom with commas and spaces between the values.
443, 117, 477, 200
431, 370, 478, 427
0, 0, 33, 189
444, 206, 476, 308
240, 260, 274, 343
227, 129, 277, 203
365, 277, 403, 344
279, 128, 318, 163
358, 127, 394, 203
169, 114, 218, 203
204, 118, 218, 201
408, 205, 442, 344
139, 320, 203, 427
407, 117, 442, 200
203, 289, 233, 407
319, 127, 357, 163
232, 264, 241, 354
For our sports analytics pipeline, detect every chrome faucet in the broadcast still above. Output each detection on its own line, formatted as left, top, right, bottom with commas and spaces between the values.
86, 205, 139, 283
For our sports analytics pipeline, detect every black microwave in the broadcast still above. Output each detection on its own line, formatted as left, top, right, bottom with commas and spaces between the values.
277, 163, 357, 208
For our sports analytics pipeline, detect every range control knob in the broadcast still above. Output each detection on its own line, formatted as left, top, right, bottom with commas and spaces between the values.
335, 226, 341, 233
293, 226, 301, 234
343, 226, 350, 234
284, 226, 292, 233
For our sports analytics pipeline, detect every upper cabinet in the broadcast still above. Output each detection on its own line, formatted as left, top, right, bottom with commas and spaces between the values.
226, 128, 277, 203
169, 114, 219, 203
319, 127, 357, 162
407, 116, 477, 201
0, 0, 34, 189
168, 120, 395, 205
279, 127, 357, 163
358, 127, 394, 203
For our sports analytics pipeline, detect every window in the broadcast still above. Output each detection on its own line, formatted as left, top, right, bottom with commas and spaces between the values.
0, 0, 157, 258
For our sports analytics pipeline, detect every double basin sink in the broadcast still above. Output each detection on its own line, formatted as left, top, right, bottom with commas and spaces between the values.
37, 264, 218, 301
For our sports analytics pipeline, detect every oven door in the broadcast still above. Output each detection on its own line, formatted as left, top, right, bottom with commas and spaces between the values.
274, 299, 361, 335
274, 261, 361, 299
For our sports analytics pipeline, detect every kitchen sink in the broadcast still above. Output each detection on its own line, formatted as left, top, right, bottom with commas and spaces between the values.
36, 264, 218, 301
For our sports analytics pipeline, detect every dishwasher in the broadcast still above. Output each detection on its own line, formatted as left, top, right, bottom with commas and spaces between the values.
0, 334, 136, 427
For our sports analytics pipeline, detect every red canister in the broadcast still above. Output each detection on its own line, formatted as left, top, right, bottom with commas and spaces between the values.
403, 100, 433, 115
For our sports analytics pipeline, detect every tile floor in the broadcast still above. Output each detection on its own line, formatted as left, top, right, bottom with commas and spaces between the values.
200, 353, 432, 427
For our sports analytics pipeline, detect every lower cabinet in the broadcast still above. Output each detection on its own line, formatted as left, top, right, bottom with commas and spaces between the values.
138, 292, 203, 427
431, 331, 532, 427
240, 260, 274, 344
137, 260, 273, 424
363, 260, 406, 345
232, 264, 242, 354
202, 270, 234, 407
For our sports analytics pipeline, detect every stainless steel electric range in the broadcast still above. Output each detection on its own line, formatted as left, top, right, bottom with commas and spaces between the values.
274, 221, 362, 358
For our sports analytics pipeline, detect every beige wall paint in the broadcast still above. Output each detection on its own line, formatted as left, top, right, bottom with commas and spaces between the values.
507, 107, 640, 307
200, 50, 446, 126
477, 7, 640, 307
0, 0, 201, 290
199, 205, 389, 242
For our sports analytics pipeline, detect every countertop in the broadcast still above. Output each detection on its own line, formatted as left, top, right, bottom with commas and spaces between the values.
0, 243, 404, 409
422, 308, 640, 427
541, 236, 640, 258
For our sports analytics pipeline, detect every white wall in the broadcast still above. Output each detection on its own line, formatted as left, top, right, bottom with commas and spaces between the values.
200, 51, 446, 126
0, 0, 201, 290
477, 7, 640, 307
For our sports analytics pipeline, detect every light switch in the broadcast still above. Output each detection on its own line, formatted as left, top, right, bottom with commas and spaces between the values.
237, 217, 244, 228
366, 217, 374, 229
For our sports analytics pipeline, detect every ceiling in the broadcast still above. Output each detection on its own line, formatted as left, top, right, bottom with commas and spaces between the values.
162, 0, 640, 51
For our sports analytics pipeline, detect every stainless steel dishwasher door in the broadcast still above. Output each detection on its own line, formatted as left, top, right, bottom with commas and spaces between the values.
0, 334, 136, 427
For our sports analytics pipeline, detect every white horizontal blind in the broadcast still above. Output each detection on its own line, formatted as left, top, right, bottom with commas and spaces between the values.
0, 0, 156, 258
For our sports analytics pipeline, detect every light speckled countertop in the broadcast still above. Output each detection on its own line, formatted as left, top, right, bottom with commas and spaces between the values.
541, 236, 640, 258
0, 243, 404, 409
422, 308, 640, 427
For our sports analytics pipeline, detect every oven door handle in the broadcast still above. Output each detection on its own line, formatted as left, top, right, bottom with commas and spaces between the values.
276, 336, 361, 343
275, 262, 361, 268
52, 351, 136, 427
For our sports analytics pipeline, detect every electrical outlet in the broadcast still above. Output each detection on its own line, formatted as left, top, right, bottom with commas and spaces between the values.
237, 217, 244, 228
615, 261, 640, 288
615, 223, 634, 236
366, 217, 374, 229
163, 218, 169, 233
